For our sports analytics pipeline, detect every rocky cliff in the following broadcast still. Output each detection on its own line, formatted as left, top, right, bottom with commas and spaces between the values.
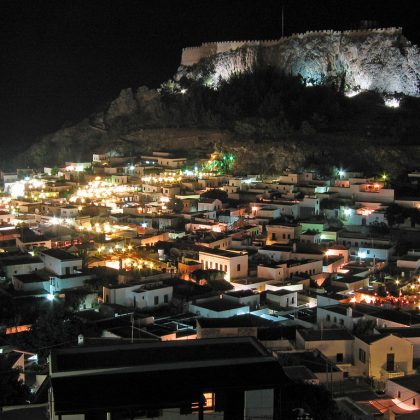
15, 28, 420, 174
176, 28, 420, 97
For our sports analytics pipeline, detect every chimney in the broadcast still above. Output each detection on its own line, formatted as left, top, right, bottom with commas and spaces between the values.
78, 334, 84, 345
346, 306, 353, 318
292, 242, 297, 253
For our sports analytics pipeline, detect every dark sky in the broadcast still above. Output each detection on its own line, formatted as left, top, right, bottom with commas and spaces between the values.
1, 0, 420, 153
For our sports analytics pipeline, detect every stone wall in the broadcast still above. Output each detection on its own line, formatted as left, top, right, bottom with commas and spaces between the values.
180, 27, 403, 66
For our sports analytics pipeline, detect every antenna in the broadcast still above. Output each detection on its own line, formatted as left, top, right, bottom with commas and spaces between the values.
131, 312, 134, 344
282, 5, 285, 37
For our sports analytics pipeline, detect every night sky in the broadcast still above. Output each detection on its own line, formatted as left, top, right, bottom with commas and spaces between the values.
1, 0, 420, 154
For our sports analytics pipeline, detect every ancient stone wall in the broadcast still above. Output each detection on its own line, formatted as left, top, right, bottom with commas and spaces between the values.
180, 27, 403, 66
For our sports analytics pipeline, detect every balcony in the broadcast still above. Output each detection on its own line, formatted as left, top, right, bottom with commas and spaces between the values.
381, 369, 405, 379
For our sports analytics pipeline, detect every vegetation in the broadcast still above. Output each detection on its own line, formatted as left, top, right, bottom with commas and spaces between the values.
385, 203, 420, 228
12, 303, 84, 364
14, 66, 420, 173
200, 188, 228, 201
280, 382, 339, 419
0, 368, 30, 406
353, 319, 376, 336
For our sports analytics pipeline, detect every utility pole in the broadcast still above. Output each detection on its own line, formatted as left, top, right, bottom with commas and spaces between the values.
131, 312, 134, 344
282, 5, 285, 37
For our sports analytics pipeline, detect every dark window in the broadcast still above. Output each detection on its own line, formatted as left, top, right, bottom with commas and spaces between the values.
398, 391, 401, 398
65, 267, 70, 275
154, 296, 159, 305
237, 264, 241, 272
336, 353, 343, 363
271, 233, 276, 240
164, 294, 169, 303
359, 348, 366, 363
386, 353, 395, 371
413, 399, 416, 405
326, 315, 331, 321
339, 319, 344, 326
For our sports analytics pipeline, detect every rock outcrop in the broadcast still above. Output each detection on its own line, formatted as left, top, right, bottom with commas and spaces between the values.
176, 28, 420, 96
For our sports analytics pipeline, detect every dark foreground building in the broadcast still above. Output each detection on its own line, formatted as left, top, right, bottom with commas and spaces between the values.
49, 336, 289, 419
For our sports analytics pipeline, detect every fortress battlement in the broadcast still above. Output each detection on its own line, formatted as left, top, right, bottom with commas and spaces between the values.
180, 27, 403, 66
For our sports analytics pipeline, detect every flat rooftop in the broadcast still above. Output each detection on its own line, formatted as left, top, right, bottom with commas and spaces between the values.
51, 337, 269, 373
198, 248, 247, 258
50, 337, 286, 414
388, 374, 420, 393
41, 249, 81, 261
192, 298, 247, 312
197, 314, 271, 329
298, 328, 354, 341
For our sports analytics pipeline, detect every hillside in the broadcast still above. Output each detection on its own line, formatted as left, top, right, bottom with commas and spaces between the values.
14, 31, 420, 175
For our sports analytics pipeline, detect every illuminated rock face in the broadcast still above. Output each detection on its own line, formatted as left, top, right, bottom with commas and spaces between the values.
177, 28, 420, 96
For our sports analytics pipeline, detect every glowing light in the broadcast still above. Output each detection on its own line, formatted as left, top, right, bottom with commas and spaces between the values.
47, 294, 54, 301
338, 169, 345, 178
385, 98, 400, 108
9, 182, 25, 198
345, 90, 360, 98
344, 208, 352, 217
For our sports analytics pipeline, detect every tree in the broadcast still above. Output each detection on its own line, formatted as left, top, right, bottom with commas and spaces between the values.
200, 188, 228, 201
0, 368, 30, 406
280, 382, 339, 420
64, 289, 87, 312
385, 204, 405, 227
190, 269, 233, 291
353, 319, 376, 336
369, 221, 390, 235
23, 306, 82, 363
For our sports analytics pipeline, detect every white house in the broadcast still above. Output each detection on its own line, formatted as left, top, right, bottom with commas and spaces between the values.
40, 249, 83, 276
266, 290, 298, 308
103, 281, 173, 309
198, 198, 223, 212
189, 297, 250, 318
199, 249, 248, 281
1, 255, 44, 280
385, 375, 420, 411
266, 222, 301, 245
296, 329, 354, 364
